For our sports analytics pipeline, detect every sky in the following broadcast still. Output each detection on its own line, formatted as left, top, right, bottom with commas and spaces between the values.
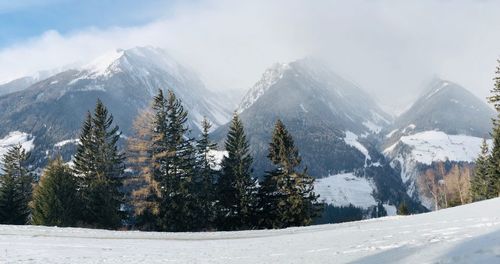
0, 0, 499, 114
0, 0, 181, 47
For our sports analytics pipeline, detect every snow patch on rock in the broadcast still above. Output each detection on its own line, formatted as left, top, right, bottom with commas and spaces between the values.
344, 131, 371, 162
54, 139, 80, 148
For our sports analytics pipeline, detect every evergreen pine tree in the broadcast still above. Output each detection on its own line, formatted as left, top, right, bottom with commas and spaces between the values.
0, 144, 33, 224
31, 156, 80, 226
150, 89, 197, 232
73, 112, 95, 187
194, 117, 218, 230
217, 113, 258, 230
487, 60, 500, 197
471, 139, 490, 201
73, 99, 124, 229
259, 119, 321, 228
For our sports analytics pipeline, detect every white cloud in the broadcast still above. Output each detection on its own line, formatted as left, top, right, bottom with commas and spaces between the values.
1, 0, 499, 113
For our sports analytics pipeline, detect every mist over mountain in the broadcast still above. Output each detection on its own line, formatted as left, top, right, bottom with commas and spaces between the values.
389, 79, 494, 139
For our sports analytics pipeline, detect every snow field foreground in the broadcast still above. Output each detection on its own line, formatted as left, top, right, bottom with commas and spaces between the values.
2, 199, 500, 263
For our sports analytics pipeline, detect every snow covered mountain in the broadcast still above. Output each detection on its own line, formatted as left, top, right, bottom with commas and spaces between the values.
4, 197, 500, 263
237, 58, 392, 136
220, 58, 393, 176
383, 79, 495, 208
388, 79, 494, 138
0, 46, 231, 168
214, 58, 416, 212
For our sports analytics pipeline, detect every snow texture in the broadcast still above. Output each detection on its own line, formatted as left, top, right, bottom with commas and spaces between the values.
0, 131, 35, 160
54, 139, 80, 148
3, 198, 500, 263
396, 130, 489, 165
82, 49, 125, 78
208, 150, 228, 170
315, 172, 377, 208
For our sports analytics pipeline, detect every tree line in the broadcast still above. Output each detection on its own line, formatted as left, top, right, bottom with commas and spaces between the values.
0, 90, 322, 231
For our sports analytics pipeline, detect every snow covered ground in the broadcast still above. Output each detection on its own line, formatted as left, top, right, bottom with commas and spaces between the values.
315, 173, 377, 209
2, 198, 500, 263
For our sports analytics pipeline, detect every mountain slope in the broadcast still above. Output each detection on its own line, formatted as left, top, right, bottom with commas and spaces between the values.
214, 58, 417, 212
3, 198, 500, 263
383, 79, 495, 208
0, 46, 231, 168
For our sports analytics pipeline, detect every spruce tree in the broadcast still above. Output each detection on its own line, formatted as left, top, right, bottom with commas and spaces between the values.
0, 145, 33, 225
471, 139, 490, 201
217, 113, 258, 230
73, 99, 124, 229
194, 117, 218, 230
259, 119, 320, 228
31, 156, 80, 226
487, 60, 500, 197
150, 89, 197, 232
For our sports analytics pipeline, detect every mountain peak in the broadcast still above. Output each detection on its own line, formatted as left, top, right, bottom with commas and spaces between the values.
80, 46, 177, 78
82, 49, 125, 78
391, 79, 494, 137
237, 62, 290, 113
420, 78, 466, 101
423, 79, 449, 99
237, 57, 347, 113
